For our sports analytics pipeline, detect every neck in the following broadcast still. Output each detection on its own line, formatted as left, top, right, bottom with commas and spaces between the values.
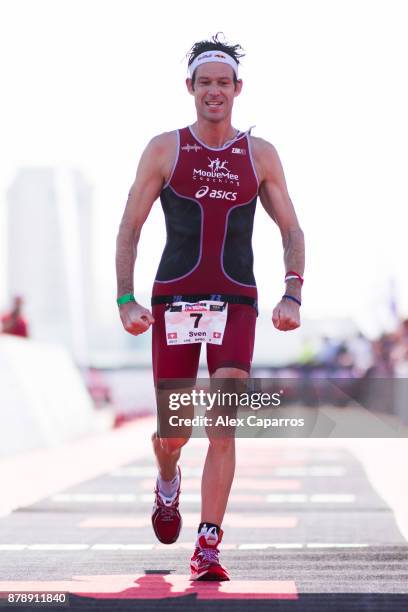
192, 119, 237, 148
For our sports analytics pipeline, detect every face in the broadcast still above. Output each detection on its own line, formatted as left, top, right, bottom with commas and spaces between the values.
186, 62, 242, 123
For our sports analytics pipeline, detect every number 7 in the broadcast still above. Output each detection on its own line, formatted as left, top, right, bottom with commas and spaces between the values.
190, 313, 203, 328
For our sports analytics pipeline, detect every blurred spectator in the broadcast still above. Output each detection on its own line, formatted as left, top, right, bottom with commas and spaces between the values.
390, 318, 408, 376
0, 295, 29, 338
371, 332, 397, 377
335, 342, 354, 369
348, 332, 374, 377
298, 338, 316, 366
312, 324, 408, 378
316, 336, 342, 368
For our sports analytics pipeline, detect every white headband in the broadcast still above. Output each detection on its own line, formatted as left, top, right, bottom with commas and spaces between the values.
189, 50, 239, 78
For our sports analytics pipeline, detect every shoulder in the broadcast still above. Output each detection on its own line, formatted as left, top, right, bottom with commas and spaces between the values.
140, 131, 178, 180
249, 135, 282, 183
148, 130, 178, 149
145, 130, 178, 157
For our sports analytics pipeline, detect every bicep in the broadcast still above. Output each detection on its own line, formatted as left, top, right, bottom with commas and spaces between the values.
120, 140, 166, 231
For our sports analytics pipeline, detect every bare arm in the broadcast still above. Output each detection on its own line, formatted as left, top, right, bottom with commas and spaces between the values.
252, 137, 305, 330
116, 131, 176, 334
116, 133, 175, 297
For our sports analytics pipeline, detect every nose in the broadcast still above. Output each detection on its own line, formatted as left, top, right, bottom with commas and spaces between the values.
207, 83, 221, 97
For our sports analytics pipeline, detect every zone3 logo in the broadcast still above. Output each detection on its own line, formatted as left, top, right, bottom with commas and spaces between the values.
195, 186, 237, 200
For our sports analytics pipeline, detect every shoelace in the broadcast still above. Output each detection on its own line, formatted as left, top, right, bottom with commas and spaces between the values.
198, 547, 219, 564
157, 492, 178, 521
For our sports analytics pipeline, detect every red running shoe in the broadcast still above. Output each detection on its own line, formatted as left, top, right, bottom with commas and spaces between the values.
190, 526, 230, 581
151, 466, 182, 544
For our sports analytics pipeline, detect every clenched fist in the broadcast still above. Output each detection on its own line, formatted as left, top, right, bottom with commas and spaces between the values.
119, 302, 155, 335
272, 298, 300, 331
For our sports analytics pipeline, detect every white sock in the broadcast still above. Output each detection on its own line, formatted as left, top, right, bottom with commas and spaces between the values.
157, 469, 179, 499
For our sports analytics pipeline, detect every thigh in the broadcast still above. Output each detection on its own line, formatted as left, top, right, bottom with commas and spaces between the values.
152, 304, 201, 384
152, 304, 201, 438
207, 304, 257, 376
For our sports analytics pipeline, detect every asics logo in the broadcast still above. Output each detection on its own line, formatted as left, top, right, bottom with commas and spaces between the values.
195, 186, 210, 198
195, 186, 237, 201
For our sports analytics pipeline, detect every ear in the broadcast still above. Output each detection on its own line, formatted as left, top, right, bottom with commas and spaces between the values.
186, 77, 194, 95
234, 79, 243, 97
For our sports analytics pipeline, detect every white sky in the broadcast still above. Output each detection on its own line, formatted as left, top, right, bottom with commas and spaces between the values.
1, 0, 407, 335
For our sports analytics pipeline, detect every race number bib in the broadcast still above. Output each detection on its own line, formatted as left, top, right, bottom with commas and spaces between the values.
165, 301, 228, 345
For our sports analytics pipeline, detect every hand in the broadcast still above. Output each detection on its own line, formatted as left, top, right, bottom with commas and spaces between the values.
119, 302, 155, 335
272, 298, 300, 331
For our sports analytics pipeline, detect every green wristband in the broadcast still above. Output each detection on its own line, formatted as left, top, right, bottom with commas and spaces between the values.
117, 293, 136, 306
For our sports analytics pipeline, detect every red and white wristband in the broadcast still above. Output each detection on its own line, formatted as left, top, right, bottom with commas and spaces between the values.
284, 270, 304, 286
283, 271, 303, 306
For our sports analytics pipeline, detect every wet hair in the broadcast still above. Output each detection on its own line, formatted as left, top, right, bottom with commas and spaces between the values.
187, 33, 245, 87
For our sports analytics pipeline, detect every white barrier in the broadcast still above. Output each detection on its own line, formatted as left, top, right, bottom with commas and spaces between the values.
0, 336, 95, 456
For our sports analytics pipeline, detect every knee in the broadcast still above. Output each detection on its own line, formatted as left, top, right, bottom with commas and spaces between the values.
212, 367, 249, 379
207, 436, 235, 453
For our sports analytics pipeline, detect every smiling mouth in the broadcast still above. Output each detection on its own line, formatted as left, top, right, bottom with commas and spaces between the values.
205, 101, 223, 107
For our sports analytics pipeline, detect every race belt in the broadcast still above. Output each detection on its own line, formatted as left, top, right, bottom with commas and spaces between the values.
151, 294, 258, 311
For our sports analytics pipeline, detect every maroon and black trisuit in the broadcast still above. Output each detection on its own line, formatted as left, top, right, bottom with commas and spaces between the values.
151, 126, 260, 382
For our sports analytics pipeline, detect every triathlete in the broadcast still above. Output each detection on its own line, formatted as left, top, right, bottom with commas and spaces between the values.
115, 34, 305, 581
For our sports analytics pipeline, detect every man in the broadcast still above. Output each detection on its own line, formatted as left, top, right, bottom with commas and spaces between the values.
116, 34, 305, 581
0, 295, 29, 338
